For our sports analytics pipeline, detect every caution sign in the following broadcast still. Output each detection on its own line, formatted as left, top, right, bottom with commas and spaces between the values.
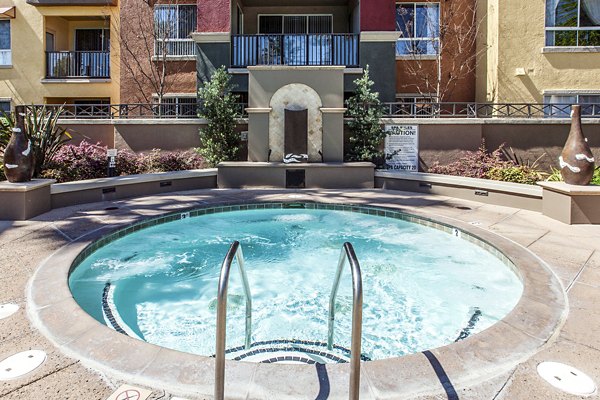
107, 384, 153, 400
384, 125, 419, 172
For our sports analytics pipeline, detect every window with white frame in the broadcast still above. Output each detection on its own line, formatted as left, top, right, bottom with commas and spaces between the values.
154, 96, 197, 117
154, 4, 197, 57
0, 20, 11, 66
544, 93, 600, 116
395, 2, 440, 56
546, 0, 600, 46
0, 99, 10, 113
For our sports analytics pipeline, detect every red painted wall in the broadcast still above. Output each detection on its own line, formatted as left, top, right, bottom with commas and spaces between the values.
197, 0, 231, 32
360, 0, 395, 31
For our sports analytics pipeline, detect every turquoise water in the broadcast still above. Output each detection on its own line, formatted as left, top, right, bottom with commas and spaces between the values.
69, 208, 523, 360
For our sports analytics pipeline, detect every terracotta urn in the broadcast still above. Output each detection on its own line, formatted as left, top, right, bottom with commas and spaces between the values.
559, 105, 595, 185
3, 106, 34, 183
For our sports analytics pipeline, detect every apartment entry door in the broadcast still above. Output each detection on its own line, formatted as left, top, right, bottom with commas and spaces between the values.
74, 29, 110, 78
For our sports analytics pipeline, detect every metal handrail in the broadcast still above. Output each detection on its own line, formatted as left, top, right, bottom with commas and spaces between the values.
328, 242, 363, 400
215, 241, 253, 400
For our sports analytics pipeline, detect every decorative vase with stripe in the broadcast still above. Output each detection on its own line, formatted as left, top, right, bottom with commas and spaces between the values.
559, 105, 595, 186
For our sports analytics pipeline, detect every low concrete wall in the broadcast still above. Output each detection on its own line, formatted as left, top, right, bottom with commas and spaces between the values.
60, 120, 249, 157
218, 162, 375, 189
59, 118, 599, 173
375, 118, 600, 172
51, 170, 218, 209
375, 171, 543, 212
0, 180, 55, 220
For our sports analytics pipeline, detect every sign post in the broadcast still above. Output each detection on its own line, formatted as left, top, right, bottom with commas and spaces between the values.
384, 125, 419, 172
107, 149, 117, 177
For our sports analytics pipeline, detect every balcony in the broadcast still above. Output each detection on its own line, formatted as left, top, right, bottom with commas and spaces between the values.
231, 34, 359, 68
45, 51, 110, 79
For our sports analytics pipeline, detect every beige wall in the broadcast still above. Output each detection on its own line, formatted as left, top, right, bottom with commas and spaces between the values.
0, 0, 120, 106
476, 0, 600, 103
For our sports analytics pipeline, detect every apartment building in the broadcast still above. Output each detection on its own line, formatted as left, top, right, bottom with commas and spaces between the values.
477, 0, 600, 114
0, 0, 120, 112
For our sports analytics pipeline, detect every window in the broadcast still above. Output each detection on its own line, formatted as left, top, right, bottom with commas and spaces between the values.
154, 4, 197, 57
258, 15, 333, 34
544, 93, 600, 116
0, 20, 11, 66
255, 15, 334, 65
0, 99, 10, 113
546, 0, 600, 46
154, 96, 197, 117
395, 3, 440, 56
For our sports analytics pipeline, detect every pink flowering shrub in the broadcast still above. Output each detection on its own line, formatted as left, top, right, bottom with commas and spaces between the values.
428, 142, 512, 179
427, 141, 544, 185
42, 141, 204, 183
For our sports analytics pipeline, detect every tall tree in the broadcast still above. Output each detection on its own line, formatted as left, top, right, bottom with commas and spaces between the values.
197, 67, 241, 167
346, 67, 386, 163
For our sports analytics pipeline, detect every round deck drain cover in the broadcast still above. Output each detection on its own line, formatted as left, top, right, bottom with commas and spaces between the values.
537, 362, 596, 396
0, 304, 19, 320
0, 350, 47, 380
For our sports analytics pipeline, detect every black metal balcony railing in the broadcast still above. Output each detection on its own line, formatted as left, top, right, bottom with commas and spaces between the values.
28, 102, 248, 119
382, 102, 600, 119
25, 102, 600, 120
46, 51, 110, 79
231, 34, 359, 68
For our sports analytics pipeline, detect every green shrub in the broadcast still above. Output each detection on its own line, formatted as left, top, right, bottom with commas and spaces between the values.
486, 166, 544, 185
197, 67, 240, 167
429, 142, 547, 185
547, 166, 600, 185
345, 66, 386, 162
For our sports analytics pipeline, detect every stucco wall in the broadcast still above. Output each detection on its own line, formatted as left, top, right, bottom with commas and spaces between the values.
119, 0, 196, 103
198, 0, 230, 33
477, 0, 600, 103
360, 0, 395, 31
0, 0, 120, 105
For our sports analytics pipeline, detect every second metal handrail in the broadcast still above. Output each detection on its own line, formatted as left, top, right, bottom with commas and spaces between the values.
328, 242, 363, 400
215, 241, 253, 400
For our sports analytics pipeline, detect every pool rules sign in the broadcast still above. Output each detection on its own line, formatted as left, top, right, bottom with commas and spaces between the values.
384, 125, 419, 171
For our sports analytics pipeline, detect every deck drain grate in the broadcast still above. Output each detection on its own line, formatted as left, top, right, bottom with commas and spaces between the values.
0, 304, 19, 320
537, 362, 596, 396
0, 350, 46, 380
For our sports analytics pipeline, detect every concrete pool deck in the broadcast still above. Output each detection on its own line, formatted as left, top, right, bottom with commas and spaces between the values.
1, 188, 599, 399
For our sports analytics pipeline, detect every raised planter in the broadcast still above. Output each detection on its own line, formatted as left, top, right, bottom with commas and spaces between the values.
51, 169, 218, 209
375, 171, 543, 212
0, 179, 55, 220
538, 181, 600, 224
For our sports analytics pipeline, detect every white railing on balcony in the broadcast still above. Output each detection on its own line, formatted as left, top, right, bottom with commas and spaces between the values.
0, 50, 11, 66
154, 38, 196, 57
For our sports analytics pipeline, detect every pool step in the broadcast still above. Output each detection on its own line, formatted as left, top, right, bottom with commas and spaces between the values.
224, 339, 371, 364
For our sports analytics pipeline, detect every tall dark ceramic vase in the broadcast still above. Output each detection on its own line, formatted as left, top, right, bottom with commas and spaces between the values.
560, 105, 595, 185
3, 106, 34, 183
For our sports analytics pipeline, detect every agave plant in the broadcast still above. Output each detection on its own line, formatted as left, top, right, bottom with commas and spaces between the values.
0, 105, 71, 177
